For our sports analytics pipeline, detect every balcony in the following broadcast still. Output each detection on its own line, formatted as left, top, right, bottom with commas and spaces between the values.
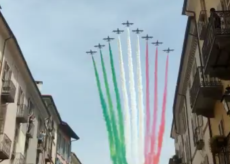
26, 123, 34, 138
16, 105, 29, 123
198, 10, 208, 40
14, 153, 25, 164
189, 67, 223, 118
202, 10, 230, 80
45, 148, 52, 162
0, 133, 11, 160
1, 80, 16, 103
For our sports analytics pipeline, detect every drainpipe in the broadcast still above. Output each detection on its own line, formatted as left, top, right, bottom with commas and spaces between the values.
177, 93, 192, 164
185, 10, 216, 164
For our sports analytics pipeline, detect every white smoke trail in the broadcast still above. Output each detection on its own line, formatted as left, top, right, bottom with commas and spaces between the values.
117, 35, 131, 163
127, 27, 138, 164
136, 34, 145, 164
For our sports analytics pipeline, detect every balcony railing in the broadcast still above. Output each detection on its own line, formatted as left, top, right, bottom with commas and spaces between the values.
198, 10, 208, 40
189, 67, 223, 117
0, 133, 12, 159
14, 153, 25, 164
202, 10, 230, 80
16, 104, 29, 123
1, 80, 16, 103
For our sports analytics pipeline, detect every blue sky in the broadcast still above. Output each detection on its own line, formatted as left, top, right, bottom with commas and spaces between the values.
1, 0, 187, 164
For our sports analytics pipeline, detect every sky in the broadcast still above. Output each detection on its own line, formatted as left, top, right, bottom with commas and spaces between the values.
0, 1, 187, 164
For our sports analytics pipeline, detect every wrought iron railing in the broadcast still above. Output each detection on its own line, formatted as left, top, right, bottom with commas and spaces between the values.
17, 104, 29, 119
0, 133, 11, 157
202, 11, 230, 67
2, 80, 16, 98
189, 67, 221, 107
14, 153, 25, 164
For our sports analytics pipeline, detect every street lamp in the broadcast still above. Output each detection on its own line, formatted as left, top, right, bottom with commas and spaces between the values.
221, 86, 230, 115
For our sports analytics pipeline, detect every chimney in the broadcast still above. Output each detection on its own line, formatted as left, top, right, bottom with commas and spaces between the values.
35, 81, 43, 92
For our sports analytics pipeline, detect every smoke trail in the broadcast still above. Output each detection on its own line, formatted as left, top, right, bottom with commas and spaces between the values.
117, 35, 131, 163
126, 27, 138, 164
149, 47, 159, 164
145, 41, 150, 162
136, 34, 145, 164
154, 55, 169, 164
92, 56, 116, 164
100, 50, 121, 164
108, 44, 127, 164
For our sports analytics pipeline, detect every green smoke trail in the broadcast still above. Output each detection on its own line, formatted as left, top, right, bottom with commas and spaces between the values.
99, 50, 121, 164
108, 43, 127, 164
92, 56, 117, 164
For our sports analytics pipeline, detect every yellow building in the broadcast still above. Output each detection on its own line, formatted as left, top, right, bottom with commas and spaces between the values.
171, 1, 230, 164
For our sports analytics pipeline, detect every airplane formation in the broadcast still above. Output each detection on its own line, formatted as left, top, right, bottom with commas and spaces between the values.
86, 20, 174, 55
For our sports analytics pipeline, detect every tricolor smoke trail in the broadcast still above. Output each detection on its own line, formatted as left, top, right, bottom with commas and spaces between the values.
117, 35, 131, 163
154, 55, 169, 164
145, 41, 150, 161
127, 27, 138, 164
149, 47, 159, 164
108, 43, 127, 164
100, 49, 121, 164
135, 34, 145, 164
92, 56, 116, 164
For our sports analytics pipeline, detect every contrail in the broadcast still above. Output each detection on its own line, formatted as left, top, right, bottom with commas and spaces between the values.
117, 35, 131, 163
99, 50, 121, 164
91, 56, 116, 164
145, 41, 150, 163
154, 55, 169, 164
149, 47, 159, 164
126, 27, 138, 164
108, 43, 127, 164
135, 34, 145, 164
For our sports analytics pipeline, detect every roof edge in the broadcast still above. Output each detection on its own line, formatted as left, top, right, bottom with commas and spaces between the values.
42, 95, 62, 123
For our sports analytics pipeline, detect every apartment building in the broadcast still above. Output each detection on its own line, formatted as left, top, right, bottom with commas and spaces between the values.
70, 153, 81, 164
0, 10, 51, 164
171, 1, 230, 164
42, 95, 62, 164
56, 122, 79, 164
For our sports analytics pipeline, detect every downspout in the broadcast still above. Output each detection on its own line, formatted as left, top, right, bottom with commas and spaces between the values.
178, 94, 192, 164
185, 10, 216, 164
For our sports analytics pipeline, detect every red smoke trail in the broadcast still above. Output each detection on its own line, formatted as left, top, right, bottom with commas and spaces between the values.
153, 55, 169, 164
149, 47, 158, 164
145, 41, 150, 162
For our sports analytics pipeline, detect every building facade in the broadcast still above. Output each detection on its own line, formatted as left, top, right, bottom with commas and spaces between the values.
56, 122, 79, 164
171, 1, 230, 164
0, 11, 80, 164
70, 153, 81, 164
42, 95, 62, 164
